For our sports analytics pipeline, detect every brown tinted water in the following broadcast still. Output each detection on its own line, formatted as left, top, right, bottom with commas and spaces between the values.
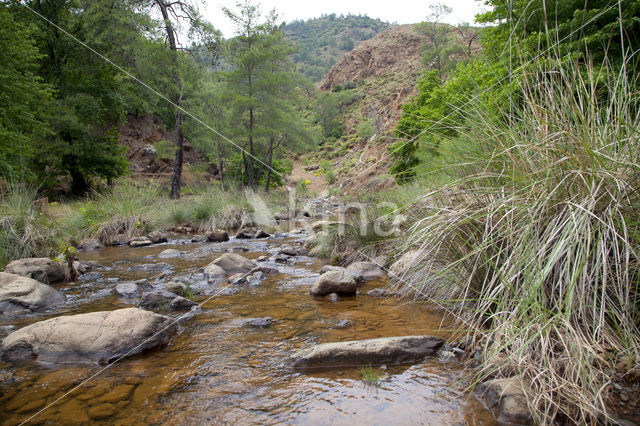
0, 232, 496, 425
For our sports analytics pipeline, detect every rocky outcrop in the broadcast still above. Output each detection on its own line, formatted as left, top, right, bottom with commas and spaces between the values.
210, 253, 256, 274
1, 308, 176, 363
4, 258, 67, 283
310, 270, 357, 296
0, 272, 66, 314
207, 229, 229, 242
289, 335, 444, 369
347, 261, 385, 280
477, 377, 533, 425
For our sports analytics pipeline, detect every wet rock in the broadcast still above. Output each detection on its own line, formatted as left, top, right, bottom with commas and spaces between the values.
257, 255, 268, 262
278, 244, 298, 256
310, 270, 357, 297
319, 265, 365, 284
210, 253, 256, 274
347, 261, 385, 280
78, 271, 103, 282
244, 317, 273, 328
72, 260, 86, 276
191, 235, 207, 243
139, 290, 179, 310
113, 282, 139, 298
164, 281, 187, 296
4, 257, 67, 283
207, 229, 230, 242
79, 260, 102, 271
203, 263, 226, 281
1, 308, 176, 364
366, 288, 393, 298
131, 262, 172, 273
289, 228, 304, 235
334, 319, 353, 328
477, 377, 533, 425
129, 237, 153, 248
274, 254, 289, 264
235, 227, 270, 239
249, 266, 279, 275
327, 292, 340, 302
246, 271, 266, 286
389, 250, 421, 277
158, 249, 184, 259
168, 296, 197, 311
110, 234, 129, 246
289, 335, 444, 369
77, 239, 105, 251
88, 403, 117, 420
148, 231, 168, 244
229, 273, 247, 285
0, 272, 65, 314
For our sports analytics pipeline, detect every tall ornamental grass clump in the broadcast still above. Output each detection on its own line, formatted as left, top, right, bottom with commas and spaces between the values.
392, 58, 639, 423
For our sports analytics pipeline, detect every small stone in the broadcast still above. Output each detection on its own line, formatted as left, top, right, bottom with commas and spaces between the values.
129, 237, 153, 248
229, 274, 247, 285
274, 254, 289, 264
334, 319, 353, 329
257, 256, 268, 262
87, 403, 116, 420
148, 231, 168, 244
164, 281, 186, 296
158, 249, 183, 259
245, 317, 273, 328
168, 296, 197, 311
328, 292, 340, 302
113, 282, 139, 298
191, 235, 207, 243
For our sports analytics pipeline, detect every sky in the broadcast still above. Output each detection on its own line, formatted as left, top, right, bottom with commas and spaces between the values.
204, 0, 489, 38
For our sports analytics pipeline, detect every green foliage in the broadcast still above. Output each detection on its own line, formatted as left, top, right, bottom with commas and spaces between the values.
331, 84, 342, 93
154, 140, 175, 160
0, 5, 53, 182
283, 14, 389, 81
355, 119, 375, 141
314, 91, 357, 141
342, 80, 356, 90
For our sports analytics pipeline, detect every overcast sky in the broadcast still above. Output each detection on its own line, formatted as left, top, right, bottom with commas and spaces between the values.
204, 0, 489, 38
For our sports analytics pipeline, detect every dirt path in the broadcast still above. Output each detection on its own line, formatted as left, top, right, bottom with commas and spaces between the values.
289, 161, 328, 195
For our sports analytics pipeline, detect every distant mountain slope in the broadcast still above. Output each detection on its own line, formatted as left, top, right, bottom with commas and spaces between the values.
283, 14, 390, 82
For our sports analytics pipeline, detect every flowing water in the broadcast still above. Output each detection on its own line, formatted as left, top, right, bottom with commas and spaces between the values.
0, 229, 496, 425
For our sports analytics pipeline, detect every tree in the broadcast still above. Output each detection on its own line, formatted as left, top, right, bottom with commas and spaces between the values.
0, 4, 53, 182
415, 3, 463, 80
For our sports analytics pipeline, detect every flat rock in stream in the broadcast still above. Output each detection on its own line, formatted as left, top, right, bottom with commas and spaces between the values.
0, 272, 66, 314
289, 335, 444, 369
158, 249, 184, 259
1, 308, 176, 364
211, 253, 256, 274
129, 237, 153, 248
113, 282, 140, 298
4, 258, 67, 284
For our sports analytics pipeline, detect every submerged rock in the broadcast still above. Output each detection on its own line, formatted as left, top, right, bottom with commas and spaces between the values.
310, 270, 357, 297
113, 282, 140, 298
1, 308, 176, 364
289, 335, 444, 369
0, 272, 66, 314
158, 249, 184, 259
477, 377, 533, 425
210, 253, 256, 274
243, 317, 273, 328
366, 288, 394, 298
4, 258, 67, 284
278, 244, 298, 256
347, 261, 385, 280
206, 229, 230, 242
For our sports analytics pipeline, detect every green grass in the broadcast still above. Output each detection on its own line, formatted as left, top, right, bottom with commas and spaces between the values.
360, 365, 384, 384
385, 57, 640, 424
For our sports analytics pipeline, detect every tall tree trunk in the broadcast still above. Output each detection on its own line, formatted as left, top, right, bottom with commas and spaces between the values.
157, 0, 184, 199
247, 106, 255, 187
264, 137, 274, 192
169, 111, 184, 199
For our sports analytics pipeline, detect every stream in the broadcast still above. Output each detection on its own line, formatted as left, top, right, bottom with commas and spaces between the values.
0, 225, 497, 425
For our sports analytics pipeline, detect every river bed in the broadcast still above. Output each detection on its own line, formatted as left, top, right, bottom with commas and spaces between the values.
0, 228, 496, 425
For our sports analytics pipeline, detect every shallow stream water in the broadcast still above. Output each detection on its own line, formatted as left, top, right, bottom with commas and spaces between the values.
0, 228, 497, 425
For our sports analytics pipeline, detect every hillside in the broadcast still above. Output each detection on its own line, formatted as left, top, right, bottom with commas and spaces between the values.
301, 24, 431, 192
283, 14, 390, 82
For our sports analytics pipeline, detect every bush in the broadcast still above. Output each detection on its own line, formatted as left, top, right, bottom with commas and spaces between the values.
342, 80, 356, 90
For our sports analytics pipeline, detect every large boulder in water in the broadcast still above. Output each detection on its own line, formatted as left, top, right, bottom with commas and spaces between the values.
210, 253, 256, 274
289, 335, 444, 369
206, 229, 229, 242
4, 258, 67, 283
310, 270, 357, 297
347, 261, 385, 280
0, 272, 65, 314
1, 308, 176, 364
